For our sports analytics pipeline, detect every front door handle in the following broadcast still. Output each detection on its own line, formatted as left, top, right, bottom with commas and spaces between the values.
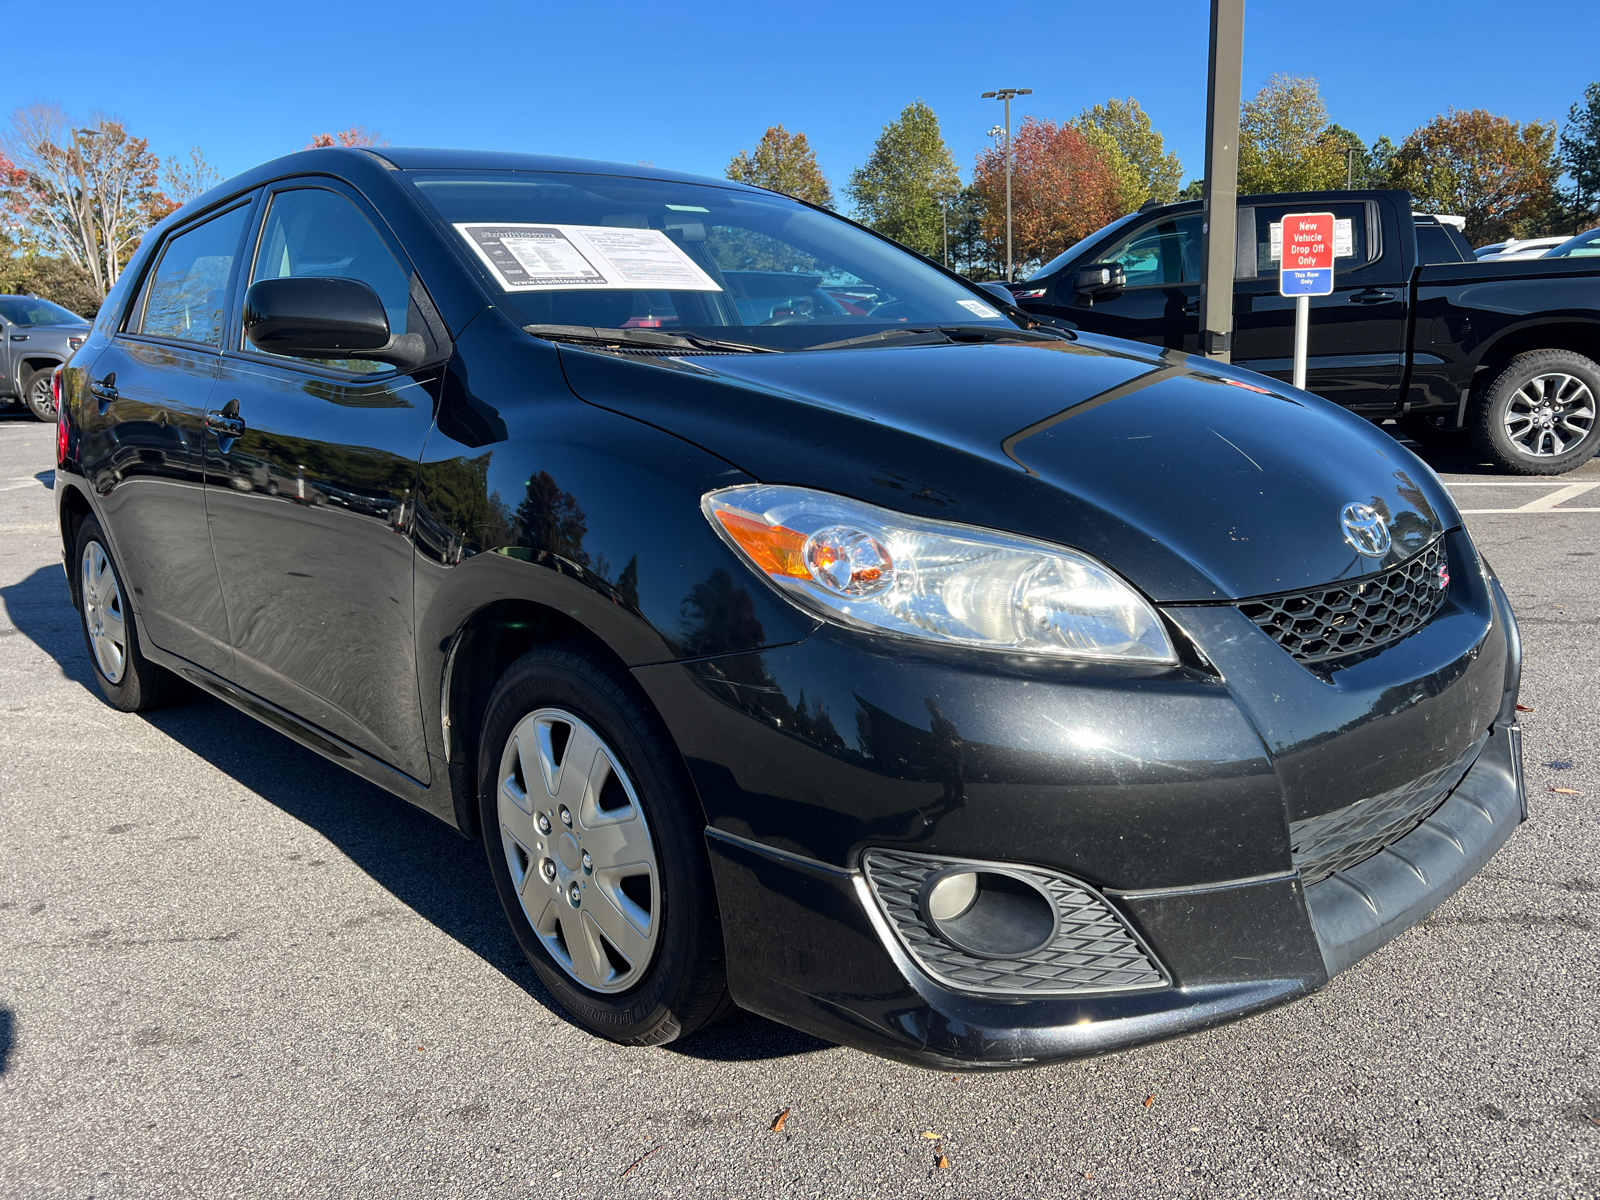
1349, 288, 1397, 304
1183, 298, 1199, 315
205, 401, 246, 441
9, 334, 27, 342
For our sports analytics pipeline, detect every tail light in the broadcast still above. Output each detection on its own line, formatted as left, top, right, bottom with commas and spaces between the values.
54, 369, 69, 465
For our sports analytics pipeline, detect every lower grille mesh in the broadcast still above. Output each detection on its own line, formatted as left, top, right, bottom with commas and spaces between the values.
861, 850, 1168, 996
1291, 733, 1488, 885
1238, 539, 1449, 665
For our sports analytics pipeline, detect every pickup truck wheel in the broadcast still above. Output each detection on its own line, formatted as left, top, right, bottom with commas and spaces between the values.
1397, 413, 1471, 449
22, 367, 56, 422
478, 640, 732, 1046
1474, 351, 1600, 474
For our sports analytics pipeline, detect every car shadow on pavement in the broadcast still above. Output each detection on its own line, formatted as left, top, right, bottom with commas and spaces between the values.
1, 564, 832, 1064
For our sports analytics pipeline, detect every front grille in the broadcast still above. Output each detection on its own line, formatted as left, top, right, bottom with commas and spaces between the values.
861, 850, 1169, 996
1238, 539, 1448, 666
1291, 733, 1487, 885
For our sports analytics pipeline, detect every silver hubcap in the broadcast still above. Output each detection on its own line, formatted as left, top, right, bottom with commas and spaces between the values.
497, 708, 660, 993
1504, 372, 1596, 457
81, 541, 126, 683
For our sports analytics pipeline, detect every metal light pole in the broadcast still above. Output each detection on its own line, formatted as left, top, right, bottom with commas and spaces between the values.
1197, 1, 1244, 362
1345, 145, 1357, 189
982, 88, 1031, 281
942, 198, 949, 268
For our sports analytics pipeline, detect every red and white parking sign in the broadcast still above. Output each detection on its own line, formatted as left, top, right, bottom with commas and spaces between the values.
1279, 212, 1335, 296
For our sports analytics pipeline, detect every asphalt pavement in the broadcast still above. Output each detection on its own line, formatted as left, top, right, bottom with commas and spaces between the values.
2, 409, 1597, 1200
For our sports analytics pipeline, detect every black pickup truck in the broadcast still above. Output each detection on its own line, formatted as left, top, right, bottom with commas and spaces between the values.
1002, 190, 1600, 474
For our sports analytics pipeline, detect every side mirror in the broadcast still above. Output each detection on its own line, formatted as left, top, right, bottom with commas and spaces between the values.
242, 277, 426, 370
1074, 263, 1126, 295
976, 281, 1017, 304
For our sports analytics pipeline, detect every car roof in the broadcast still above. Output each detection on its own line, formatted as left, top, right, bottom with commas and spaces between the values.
364, 146, 766, 192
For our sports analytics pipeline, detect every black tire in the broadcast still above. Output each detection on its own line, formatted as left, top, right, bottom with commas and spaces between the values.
1396, 412, 1471, 449
22, 366, 56, 423
1471, 350, 1600, 475
477, 639, 731, 1045
73, 516, 190, 711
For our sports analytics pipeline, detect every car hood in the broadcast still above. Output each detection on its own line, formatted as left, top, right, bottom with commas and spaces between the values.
557, 334, 1457, 603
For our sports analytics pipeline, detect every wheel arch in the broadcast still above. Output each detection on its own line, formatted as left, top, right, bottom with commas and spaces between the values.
1472, 319, 1600, 390
57, 479, 94, 609
440, 597, 644, 840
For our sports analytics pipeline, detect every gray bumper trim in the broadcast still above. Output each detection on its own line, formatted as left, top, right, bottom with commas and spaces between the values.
1305, 721, 1525, 976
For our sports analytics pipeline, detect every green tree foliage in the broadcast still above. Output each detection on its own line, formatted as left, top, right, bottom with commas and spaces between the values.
1178, 178, 1205, 201
726, 125, 834, 208
1073, 98, 1183, 208
847, 100, 961, 257
1237, 75, 1347, 193
1560, 82, 1600, 226
1388, 109, 1559, 244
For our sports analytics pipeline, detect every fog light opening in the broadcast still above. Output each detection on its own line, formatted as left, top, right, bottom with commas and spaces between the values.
920, 868, 1057, 959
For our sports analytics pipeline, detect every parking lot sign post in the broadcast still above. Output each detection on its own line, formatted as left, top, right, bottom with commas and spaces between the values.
1279, 211, 1335, 389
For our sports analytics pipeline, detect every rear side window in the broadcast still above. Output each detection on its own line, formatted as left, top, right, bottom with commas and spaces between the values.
1249, 202, 1377, 276
1416, 224, 1467, 265
136, 205, 251, 346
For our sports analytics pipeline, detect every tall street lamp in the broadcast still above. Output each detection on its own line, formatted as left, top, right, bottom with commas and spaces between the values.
981, 88, 1031, 281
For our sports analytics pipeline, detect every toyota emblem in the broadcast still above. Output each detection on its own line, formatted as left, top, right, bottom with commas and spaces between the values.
1340, 502, 1391, 557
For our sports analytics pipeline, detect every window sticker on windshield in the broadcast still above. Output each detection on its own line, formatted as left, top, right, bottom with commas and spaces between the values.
453, 223, 722, 292
956, 298, 1005, 319
1269, 218, 1355, 261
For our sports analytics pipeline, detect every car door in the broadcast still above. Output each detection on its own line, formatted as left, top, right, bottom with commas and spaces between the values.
206, 180, 440, 780
1230, 201, 1409, 413
75, 200, 255, 675
1055, 212, 1202, 352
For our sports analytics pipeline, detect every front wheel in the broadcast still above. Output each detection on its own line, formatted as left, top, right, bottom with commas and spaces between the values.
478, 640, 732, 1045
22, 366, 56, 422
1472, 350, 1600, 474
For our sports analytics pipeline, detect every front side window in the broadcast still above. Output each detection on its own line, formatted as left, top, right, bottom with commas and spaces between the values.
407, 172, 1018, 351
247, 188, 412, 371
1549, 230, 1600, 258
138, 205, 251, 346
1101, 214, 1203, 287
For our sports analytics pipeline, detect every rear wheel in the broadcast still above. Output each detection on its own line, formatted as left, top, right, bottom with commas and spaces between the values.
22, 366, 56, 422
1472, 350, 1600, 474
74, 516, 189, 711
478, 640, 731, 1045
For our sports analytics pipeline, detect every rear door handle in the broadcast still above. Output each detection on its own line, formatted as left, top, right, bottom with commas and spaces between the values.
89, 373, 119, 413
1183, 299, 1199, 315
205, 405, 246, 440
1350, 289, 1397, 304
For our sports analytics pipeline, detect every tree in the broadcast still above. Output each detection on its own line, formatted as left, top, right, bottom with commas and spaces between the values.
1388, 109, 1559, 244
1237, 75, 1346, 194
972, 117, 1123, 276
307, 126, 387, 149
1560, 82, 1600, 227
1073, 98, 1183, 208
164, 146, 223, 206
726, 125, 833, 208
0, 104, 164, 300
847, 100, 961, 257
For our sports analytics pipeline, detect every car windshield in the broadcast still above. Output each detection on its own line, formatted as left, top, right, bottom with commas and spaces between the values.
407, 171, 1024, 350
1548, 229, 1600, 258
0, 295, 83, 326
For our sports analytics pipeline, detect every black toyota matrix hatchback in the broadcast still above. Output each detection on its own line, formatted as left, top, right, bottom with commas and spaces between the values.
54, 148, 1525, 1069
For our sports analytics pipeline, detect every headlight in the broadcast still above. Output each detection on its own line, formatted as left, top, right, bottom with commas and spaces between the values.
703, 484, 1175, 663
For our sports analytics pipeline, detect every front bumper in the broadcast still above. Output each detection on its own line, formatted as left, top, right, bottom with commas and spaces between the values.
633, 529, 1524, 1069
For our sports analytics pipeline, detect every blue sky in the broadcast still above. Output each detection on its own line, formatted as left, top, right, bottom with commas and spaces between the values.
11, 0, 1597, 194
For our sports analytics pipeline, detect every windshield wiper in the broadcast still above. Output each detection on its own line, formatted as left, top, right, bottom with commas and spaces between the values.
805, 324, 1068, 352
523, 324, 775, 354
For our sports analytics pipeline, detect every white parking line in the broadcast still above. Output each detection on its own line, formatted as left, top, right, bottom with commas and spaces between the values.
1448, 479, 1600, 514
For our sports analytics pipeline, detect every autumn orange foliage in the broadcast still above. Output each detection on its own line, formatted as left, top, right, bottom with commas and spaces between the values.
973, 118, 1124, 272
